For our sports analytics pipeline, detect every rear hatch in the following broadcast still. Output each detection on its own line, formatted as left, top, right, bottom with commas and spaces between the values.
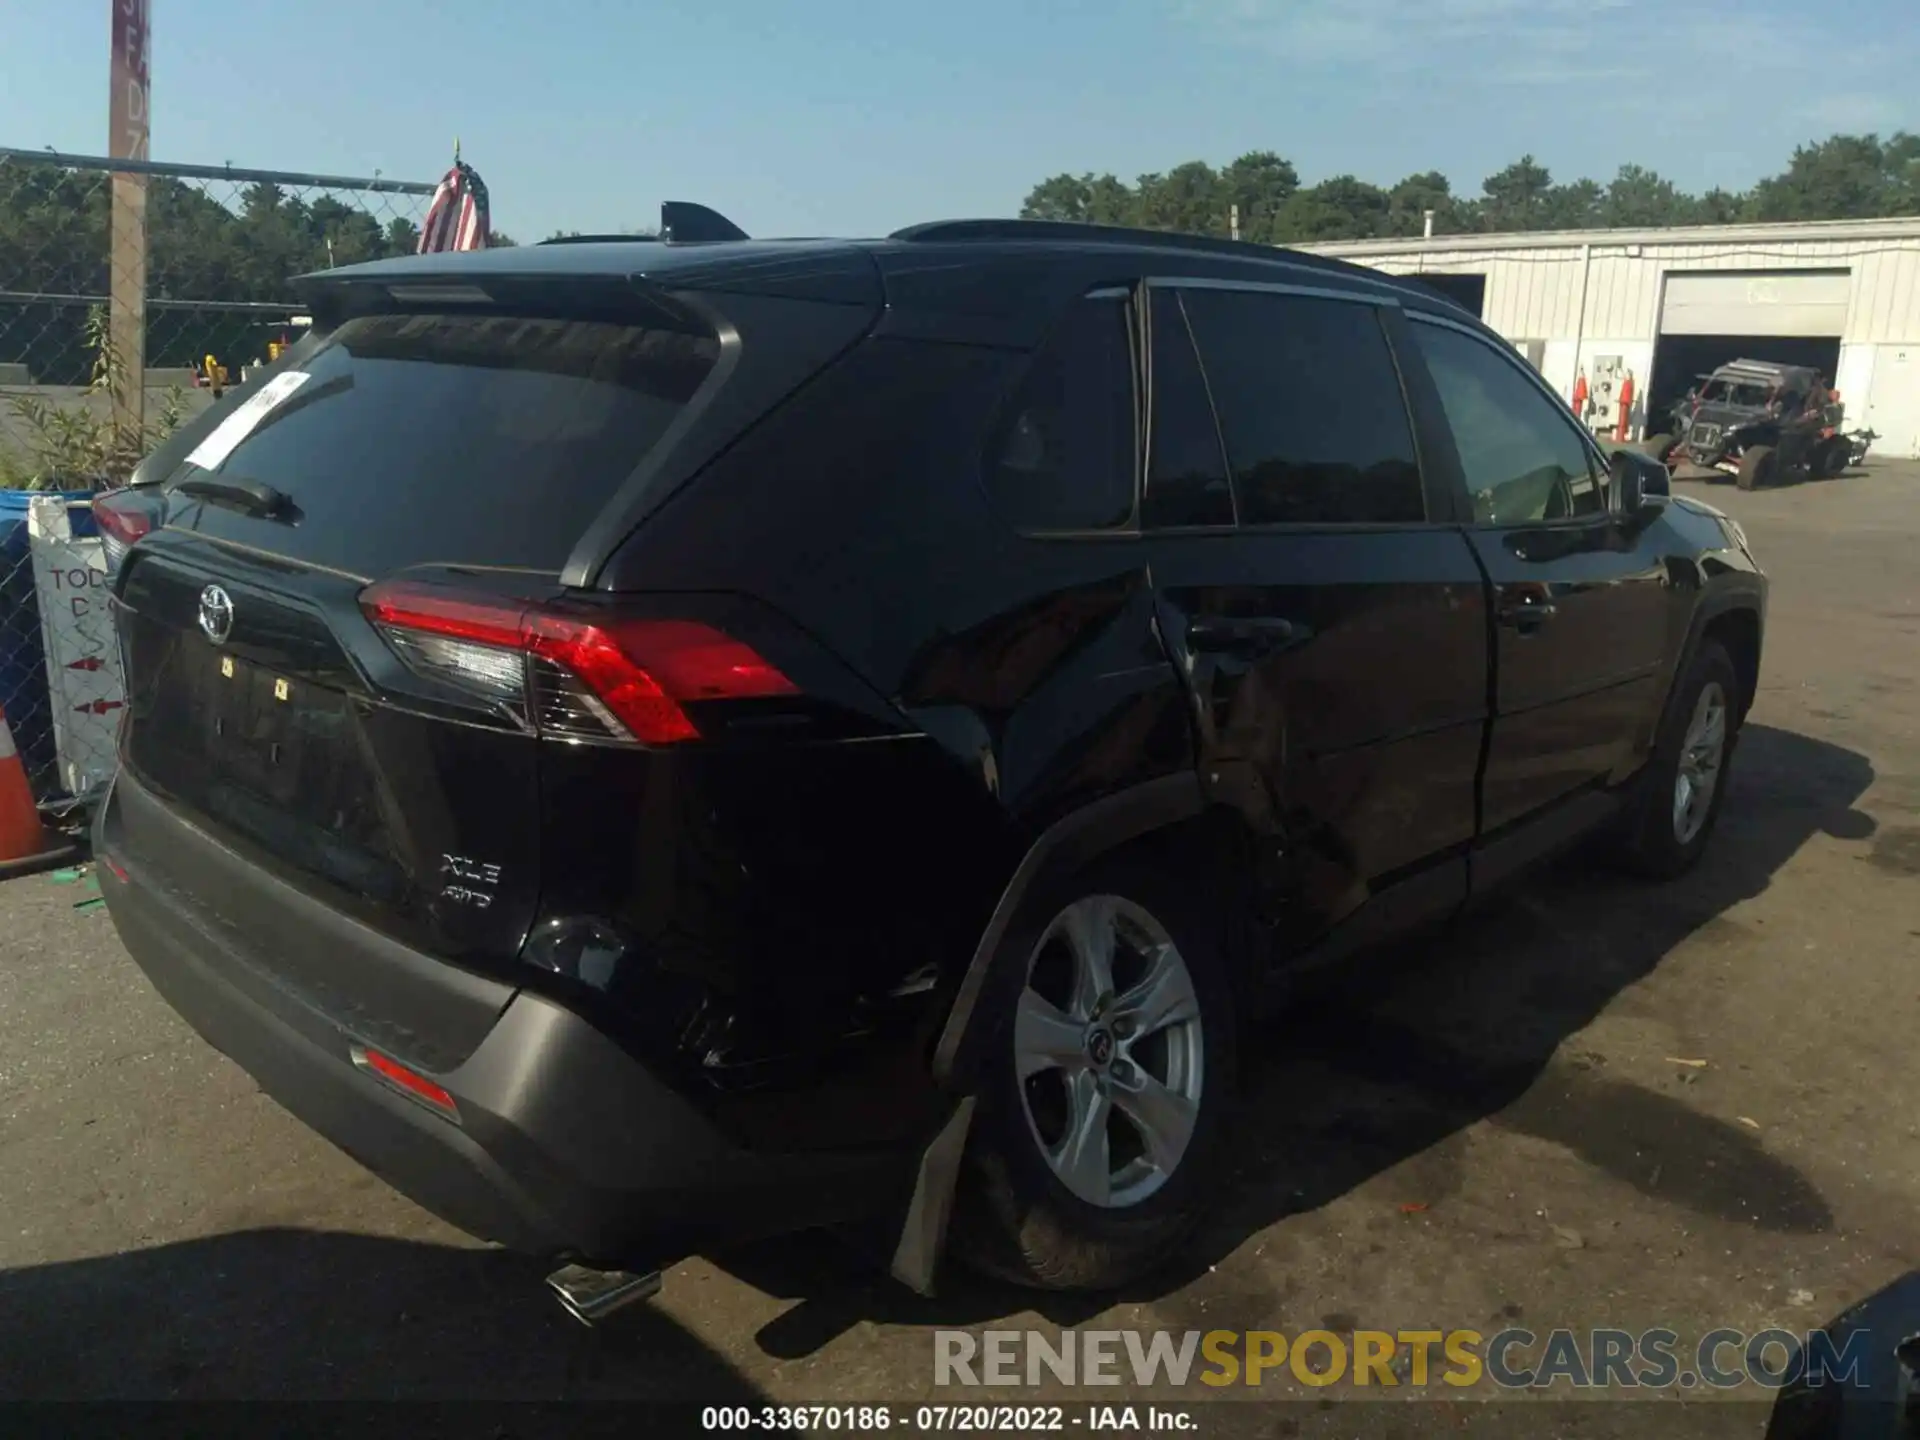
110, 256, 880, 1014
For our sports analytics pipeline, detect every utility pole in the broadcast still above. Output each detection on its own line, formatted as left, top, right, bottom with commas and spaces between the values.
108, 0, 152, 448
1423, 209, 1435, 240
1229, 204, 1240, 242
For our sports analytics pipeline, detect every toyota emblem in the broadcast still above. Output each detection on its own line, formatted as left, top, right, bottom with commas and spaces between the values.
1086, 1028, 1114, 1067
198, 584, 235, 645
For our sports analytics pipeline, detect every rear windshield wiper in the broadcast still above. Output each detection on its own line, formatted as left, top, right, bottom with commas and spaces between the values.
173, 474, 299, 520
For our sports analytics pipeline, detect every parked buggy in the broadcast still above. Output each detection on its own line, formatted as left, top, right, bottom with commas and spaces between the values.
1641, 358, 1873, 489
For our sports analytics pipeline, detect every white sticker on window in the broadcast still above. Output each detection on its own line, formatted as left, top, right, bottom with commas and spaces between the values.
183, 370, 313, 474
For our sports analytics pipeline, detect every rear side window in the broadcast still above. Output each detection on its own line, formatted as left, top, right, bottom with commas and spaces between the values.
1143, 290, 1235, 529
175, 312, 720, 572
1178, 288, 1426, 526
985, 295, 1135, 531
1408, 319, 1603, 525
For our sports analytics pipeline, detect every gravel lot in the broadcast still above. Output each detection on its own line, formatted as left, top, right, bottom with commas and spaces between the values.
2, 461, 1916, 1429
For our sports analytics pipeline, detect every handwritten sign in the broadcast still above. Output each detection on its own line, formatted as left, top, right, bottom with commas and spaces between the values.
27, 498, 125, 799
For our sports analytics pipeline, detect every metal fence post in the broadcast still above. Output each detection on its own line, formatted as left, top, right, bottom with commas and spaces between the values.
108, 0, 153, 451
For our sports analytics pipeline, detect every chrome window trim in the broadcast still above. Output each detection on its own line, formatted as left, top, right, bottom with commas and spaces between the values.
1145, 274, 1402, 309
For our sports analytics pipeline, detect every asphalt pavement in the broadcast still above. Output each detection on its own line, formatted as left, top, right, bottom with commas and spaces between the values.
2, 460, 1917, 1427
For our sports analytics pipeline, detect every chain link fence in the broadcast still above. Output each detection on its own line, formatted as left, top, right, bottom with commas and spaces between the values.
0, 147, 436, 804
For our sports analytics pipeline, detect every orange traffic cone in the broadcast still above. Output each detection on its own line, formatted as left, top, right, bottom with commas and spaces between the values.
0, 703, 79, 879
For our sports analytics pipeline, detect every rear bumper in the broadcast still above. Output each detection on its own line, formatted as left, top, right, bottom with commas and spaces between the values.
96, 771, 914, 1265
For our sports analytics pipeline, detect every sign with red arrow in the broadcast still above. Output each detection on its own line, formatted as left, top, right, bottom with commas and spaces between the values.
26, 497, 126, 796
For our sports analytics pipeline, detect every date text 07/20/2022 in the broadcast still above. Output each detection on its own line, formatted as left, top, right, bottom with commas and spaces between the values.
701, 1404, 1193, 1432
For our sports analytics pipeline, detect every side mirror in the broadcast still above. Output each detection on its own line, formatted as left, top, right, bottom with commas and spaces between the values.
1610, 449, 1668, 522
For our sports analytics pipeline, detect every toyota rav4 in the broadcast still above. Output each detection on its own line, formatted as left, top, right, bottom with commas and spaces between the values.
93, 210, 1767, 1299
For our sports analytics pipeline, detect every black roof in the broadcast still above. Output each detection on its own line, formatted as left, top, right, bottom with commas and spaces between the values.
1712, 358, 1821, 383
297, 207, 1476, 337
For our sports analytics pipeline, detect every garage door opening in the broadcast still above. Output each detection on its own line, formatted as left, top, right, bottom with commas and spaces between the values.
1408, 273, 1486, 317
1647, 334, 1842, 438
1648, 268, 1851, 435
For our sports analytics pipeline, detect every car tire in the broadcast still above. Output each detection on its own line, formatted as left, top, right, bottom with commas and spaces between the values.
950, 850, 1240, 1292
1608, 639, 1740, 881
1640, 433, 1676, 464
1736, 445, 1775, 491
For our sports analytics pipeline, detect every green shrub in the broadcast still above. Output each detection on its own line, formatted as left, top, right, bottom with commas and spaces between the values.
0, 306, 188, 491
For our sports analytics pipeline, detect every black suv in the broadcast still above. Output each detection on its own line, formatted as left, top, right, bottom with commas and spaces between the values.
93, 213, 1767, 1298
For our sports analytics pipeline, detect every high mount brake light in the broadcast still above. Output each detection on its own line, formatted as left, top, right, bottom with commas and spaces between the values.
358, 580, 798, 745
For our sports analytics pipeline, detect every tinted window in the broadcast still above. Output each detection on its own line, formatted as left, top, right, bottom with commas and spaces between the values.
986, 296, 1135, 531
1179, 289, 1426, 525
1410, 320, 1603, 524
1143, 290, 1233, 529
173, 312, 720, 573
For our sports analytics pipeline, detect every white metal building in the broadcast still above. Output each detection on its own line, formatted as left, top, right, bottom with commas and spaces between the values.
1301, 217, 1920, 458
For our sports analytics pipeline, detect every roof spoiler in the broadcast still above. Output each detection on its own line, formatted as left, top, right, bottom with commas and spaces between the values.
292, 267, 713, 336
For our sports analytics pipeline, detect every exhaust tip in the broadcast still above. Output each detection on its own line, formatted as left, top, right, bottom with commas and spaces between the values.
546, 1262, 663, 1326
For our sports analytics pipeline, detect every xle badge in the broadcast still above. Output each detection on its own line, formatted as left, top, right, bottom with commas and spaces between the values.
440, 854, 503, 910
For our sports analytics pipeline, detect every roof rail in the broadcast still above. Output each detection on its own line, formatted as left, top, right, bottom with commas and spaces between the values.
889, 217, 1291, 261
889, 217, 1478, 316
538, 233, 661, 245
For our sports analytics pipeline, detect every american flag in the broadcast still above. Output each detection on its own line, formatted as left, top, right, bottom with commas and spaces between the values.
417, 159, 491, 252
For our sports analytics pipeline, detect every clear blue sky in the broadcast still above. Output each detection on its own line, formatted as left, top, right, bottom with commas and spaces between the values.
2, 0, 1915, 240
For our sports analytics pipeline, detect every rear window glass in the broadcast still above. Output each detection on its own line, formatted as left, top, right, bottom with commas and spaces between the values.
1179, 289, 1425, 526
170, 312, 720, 574
1143, 289, 1235, 529
984, 295, 1136, 532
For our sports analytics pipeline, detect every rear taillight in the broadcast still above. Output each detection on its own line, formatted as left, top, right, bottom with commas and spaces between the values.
359, 579, 798, 746
92, 487, 160, 572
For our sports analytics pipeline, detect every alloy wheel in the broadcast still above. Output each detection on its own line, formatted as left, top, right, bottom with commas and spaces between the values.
1673, 680, 1728, 846
1012, 895, 1205, 1209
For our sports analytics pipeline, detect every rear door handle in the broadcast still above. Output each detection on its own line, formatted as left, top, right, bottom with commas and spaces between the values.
1496, 596, 1558, 633
1186, 616, 1300, 654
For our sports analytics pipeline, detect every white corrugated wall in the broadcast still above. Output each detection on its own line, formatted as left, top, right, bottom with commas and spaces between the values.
1306, 225, 1920, 455
1337, 233, 1920, 344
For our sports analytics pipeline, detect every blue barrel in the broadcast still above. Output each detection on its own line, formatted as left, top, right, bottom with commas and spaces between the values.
0, 489, 99, 798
